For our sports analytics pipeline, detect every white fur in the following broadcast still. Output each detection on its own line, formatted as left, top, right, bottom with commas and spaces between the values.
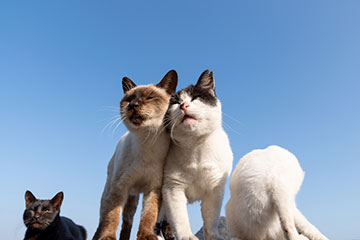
226, 145, 328, 240
163, 91, 233, 240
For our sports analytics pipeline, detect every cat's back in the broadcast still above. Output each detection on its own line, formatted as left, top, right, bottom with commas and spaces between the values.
231, 145, 304, 192
60, 217, 87, 240
226, 146, 304, 240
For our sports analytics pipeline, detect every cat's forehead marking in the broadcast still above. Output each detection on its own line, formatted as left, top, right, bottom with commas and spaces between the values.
175, 84, 218, 106
179, 91, 191, 101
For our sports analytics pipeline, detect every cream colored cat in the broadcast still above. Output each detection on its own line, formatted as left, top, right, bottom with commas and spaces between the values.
226, 145, 328, 240
93, 70, 178, 240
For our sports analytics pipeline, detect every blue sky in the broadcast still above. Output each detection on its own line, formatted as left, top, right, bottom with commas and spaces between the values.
0, 1, 359, 239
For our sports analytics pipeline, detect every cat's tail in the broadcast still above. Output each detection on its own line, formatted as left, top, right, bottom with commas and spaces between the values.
294, 208, 328, 240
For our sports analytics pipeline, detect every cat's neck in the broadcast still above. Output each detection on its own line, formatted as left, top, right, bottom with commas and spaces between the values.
129, 125, 167, 145
24, 214, 61, 240
172, 127, 222, 148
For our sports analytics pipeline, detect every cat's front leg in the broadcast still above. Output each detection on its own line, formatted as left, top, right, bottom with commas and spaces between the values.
137, 189, 161, 240
162, 186, 198, 240
120, 194, 140, 240
93, 182, 131, 240
200, 187, 225, 240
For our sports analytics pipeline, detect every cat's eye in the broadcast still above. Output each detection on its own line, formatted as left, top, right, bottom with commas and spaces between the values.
170, 99, 180, 105
191, 95, 200, 101
124, 95, 135, 102
146, 96, 156, 100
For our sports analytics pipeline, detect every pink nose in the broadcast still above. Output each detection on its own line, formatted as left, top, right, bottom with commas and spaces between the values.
180, 102, 190, 111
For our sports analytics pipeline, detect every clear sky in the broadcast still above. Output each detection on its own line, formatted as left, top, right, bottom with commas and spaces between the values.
0, 1, 359, 239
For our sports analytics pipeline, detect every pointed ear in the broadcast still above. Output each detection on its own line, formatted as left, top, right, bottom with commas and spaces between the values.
195, 70, 215, 94
122, 77, 137, 93
25, 190, 37, 208
156, 70, 178, 95
50, 192, 64, 211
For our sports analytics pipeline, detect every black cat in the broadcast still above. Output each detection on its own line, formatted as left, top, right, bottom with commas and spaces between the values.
23, 190, 87, 240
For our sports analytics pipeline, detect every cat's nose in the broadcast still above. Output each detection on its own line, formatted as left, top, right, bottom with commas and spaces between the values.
128, 99, 140, 109
128, 103, 139, 109
180, 102, 190, 111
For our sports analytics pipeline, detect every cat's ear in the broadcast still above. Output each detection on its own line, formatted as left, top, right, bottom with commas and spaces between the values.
195, 70, 215, 95
25, 190, 37, 207
157, 70, 178, 95
122, 77, 137, 93
50, 192, 64, 211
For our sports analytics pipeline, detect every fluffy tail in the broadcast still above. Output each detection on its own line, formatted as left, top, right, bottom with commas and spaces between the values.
294, 208, 328, 240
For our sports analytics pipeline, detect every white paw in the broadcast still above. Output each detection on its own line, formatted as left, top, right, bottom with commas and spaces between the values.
298, 235, 309, 240
180, 234, 199, 240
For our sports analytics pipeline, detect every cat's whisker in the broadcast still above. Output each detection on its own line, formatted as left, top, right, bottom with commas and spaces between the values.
102, 116, 122, 135
97, 106, 121, 113
222, 121, 245, 136
220, 119, 244, 137
141, 128, 152, 144
112, 118, 125, 135
222, 111, 245, 126
97, 114, 121, 123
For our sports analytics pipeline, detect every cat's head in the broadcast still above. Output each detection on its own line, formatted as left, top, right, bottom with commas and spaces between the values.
120, 70, 178, 130
23, 191, 63, 230
166, 70, 222, 140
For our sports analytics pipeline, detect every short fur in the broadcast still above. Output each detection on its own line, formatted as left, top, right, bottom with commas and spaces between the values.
226, 145, 328, 240
162, 70, 233, 240
23, 191, 86, 240
93, 70, 178, 240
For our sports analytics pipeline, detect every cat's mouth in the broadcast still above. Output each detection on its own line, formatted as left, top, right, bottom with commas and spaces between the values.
182, 114, 196, 122
126, 110, 148, 126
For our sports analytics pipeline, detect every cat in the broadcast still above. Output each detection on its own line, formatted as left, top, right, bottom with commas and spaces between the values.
226, 145, 328, 240
23, 190, 86, 240
93, 70, 178, 240
162, 70, 233, 240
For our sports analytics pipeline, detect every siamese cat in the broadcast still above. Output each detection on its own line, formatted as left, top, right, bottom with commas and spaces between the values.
93, 70, 178, 240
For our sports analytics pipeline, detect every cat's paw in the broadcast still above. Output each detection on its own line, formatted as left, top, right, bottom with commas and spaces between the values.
137, 233, 159, 240
205, 231, 224, 240
98, 235, 116, 240
207, 234, 224, 240
298, 235, 309, 240
180, 235, 199, 240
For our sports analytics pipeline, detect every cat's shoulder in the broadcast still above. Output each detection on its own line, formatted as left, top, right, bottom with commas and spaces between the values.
59, 216, 86, 240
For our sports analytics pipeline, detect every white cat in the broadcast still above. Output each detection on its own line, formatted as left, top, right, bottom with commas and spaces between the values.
93, 70, 178, 240
226, 145, 328, 240
162, 70, 233, 240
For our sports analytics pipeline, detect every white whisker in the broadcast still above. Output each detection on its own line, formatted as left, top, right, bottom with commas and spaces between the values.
112, 118, 125, 135
222, 111, 244, 126
102, 117, 121, 135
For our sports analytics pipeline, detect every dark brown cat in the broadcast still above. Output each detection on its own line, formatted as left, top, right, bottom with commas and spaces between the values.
23, 190, 86, 240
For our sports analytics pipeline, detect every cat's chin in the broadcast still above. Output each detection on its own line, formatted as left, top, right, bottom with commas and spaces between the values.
182, 119, 197, 128
30, 223, 47, 230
